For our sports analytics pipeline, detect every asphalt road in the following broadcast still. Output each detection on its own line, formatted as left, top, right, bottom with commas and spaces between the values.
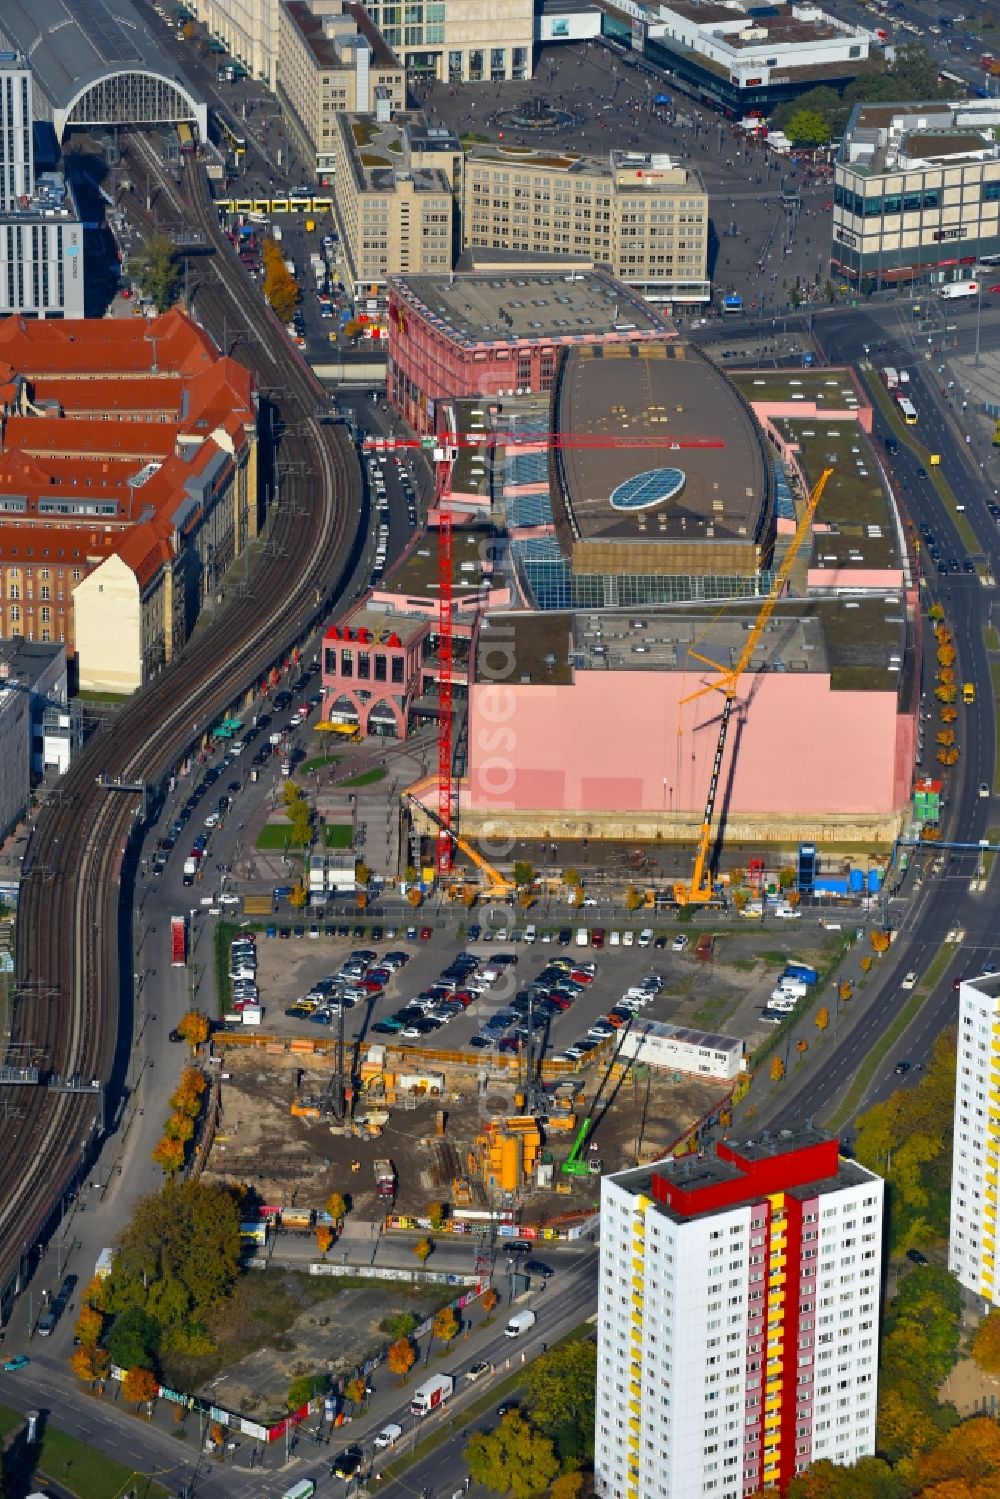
699, 300, 1000, 1135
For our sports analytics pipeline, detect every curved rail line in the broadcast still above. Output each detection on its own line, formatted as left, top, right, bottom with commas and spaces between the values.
0, 150, 362, 1316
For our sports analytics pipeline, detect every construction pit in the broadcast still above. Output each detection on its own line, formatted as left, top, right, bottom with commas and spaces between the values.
200, 1046, 728, 1225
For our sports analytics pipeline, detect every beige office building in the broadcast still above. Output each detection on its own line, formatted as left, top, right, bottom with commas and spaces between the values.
198, 0, 278, 86
359, 0, 532, 83
463, 147, 710, 303
279, 0, 405, 173
833, 98, 1000, 288
331, 114, 455, 293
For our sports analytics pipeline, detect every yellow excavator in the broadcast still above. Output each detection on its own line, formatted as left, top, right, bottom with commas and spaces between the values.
402, 794, 516, 899
674, 467, 834, 906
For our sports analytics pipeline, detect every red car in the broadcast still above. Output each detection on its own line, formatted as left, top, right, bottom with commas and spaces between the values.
359, 977, 383, 993
545, 993, 571, 1012
120, 286, 133, 299
989, 283, 1000, 295
419, 926, 433, 940
570, 970, 594, 986
451, 991, 474, 1007
591, 929, 605, 949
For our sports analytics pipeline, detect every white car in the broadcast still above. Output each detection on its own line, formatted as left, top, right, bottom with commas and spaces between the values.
608, 931, 621, 946
671, 934, 689, 952
219, 892, 241, 906
622, 930, 635, 947
980, 782, 991, 799
638, 928, 654, 948
204, 811, 220, 828
901, 971, 917, 990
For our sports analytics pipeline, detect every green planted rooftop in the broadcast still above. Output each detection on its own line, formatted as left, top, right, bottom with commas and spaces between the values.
733, 371, 864, 410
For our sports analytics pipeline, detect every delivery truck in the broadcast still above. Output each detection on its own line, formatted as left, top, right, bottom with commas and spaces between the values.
410, 1373, 454, 1416
504, 1309, 537, 1338
374, 1159, 397, 1201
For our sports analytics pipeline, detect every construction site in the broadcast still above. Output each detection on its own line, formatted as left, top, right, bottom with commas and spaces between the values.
199, 1039, 728, 1231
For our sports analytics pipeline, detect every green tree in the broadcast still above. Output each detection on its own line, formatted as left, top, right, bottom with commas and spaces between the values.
382, 1309, 418, 1340
287, 1372, 325, 1410
784, 108, 831, 148
107, 1307, 162, 1372
106, 1180, 241, 1333
466, 1410, 559, 1498
772, 84, 845, 136
786, 1455, 905, 1498
561, 868, 579, 887
128, 234, 181, 312
513, 860, 534, 888
355, 862, 370, 887
524, 1340, 597, 1463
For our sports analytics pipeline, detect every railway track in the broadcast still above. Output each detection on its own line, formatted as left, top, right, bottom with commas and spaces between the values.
0, 146, 362, 1318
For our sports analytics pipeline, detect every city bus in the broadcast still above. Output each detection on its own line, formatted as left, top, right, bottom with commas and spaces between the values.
897, 395, 918, 425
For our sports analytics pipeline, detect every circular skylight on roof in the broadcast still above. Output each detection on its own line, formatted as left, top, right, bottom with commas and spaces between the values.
610, 468, 686, 511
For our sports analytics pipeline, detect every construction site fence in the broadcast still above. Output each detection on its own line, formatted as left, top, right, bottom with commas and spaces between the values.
213, 1030, 601, 1075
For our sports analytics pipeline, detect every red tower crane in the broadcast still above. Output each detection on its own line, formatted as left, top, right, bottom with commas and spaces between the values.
364, 429, 726, 877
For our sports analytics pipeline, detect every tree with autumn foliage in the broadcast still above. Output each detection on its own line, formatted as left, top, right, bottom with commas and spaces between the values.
795, 1038, 809, 1055
432, 1306, 460, 1346
325, 1190, 347, 1224
972, 1310, 1000, 1374
69, 1344, 110, 1384
816, 1006, 831, 1031
914, 1415, 1000, 1491
164, 1111, 195, 1143
176, 1010, 209, 1049
387, 1336, 416, 1383
466, 1411, 559, 1498
481, 1287, 498, 1321
854, 1027, 956, 1253
869, 929, 891, 954
769, 1056, 785, 1082
345, 1375, 368, 1408
170, 1066, 207, 1118
549, 1476, 585, 1499
122, 1365, 160, 1408
74, 1304, 103, 1346
152, 1135, 185, 1175
316, 1225, 334, 1254
413, 1236, 433, 1262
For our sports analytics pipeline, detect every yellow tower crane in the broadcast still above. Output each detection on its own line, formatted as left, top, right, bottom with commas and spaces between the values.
674, 467, 835, 906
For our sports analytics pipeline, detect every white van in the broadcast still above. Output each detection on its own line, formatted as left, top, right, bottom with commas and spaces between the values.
774, 903, 801, 920
575, 928, 589, 947
524, 924, 536, 943
638, 928, 654, 948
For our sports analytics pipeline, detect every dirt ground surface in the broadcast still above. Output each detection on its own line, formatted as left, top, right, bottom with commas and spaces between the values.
197, 1273, 445, 1421
941, 1352, 1000, 1418
202, 1046, 729, 1221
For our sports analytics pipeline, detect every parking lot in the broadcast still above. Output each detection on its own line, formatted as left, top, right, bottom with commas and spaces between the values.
221, 922, 840, 1061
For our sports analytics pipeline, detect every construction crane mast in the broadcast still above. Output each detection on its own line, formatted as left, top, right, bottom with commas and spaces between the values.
366, 428, 725, 879
674, 466, 835, 906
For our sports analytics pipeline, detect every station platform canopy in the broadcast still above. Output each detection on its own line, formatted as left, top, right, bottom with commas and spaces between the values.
1, 0, 207, 141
